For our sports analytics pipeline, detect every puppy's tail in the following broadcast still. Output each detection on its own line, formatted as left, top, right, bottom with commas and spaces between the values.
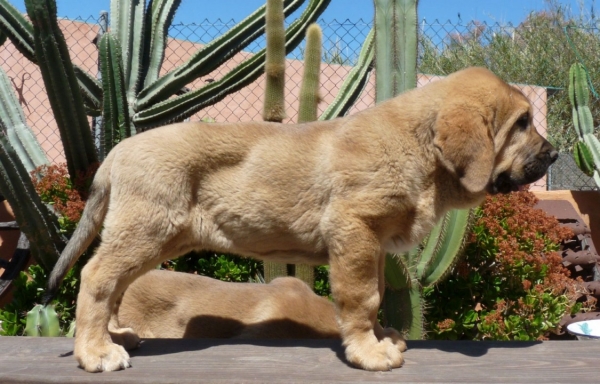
43, 152, 114, 305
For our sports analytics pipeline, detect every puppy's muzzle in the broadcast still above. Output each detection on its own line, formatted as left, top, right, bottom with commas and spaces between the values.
522, 139, 558, 183
490, 139, 558, 194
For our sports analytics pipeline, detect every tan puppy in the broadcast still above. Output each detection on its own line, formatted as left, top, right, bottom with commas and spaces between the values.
115, 269, 339, 340
47, 67, 557, 372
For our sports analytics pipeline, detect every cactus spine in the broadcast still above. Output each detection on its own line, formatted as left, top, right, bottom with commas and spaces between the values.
263, 0, 287, 122
568, 63, 600, 187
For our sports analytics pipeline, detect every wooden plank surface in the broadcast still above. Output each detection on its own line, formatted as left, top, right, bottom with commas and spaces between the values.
1, 337, 600, 383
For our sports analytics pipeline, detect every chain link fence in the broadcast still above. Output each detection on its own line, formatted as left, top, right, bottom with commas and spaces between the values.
1, 14, 598, 190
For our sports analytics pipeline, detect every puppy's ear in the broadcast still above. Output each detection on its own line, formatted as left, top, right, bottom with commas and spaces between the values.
433, 105, 495, 193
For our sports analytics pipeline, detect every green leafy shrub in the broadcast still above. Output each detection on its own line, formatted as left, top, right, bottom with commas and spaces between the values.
0, 263, 80, 335
425, 190, 594, 341
0, 163, 92, 335
162, 251, 262, 283
314, 265, 331, 298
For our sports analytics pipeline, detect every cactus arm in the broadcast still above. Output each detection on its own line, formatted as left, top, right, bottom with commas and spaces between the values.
99, 33, 131, 158
136, 0, 309, 110
263, 0, 287, 122
142, 0, 182, 88
0, 0, 35, 61
134, 0, 331, 129
25, 0, 97, 180
0, 133, 64, 271
319, 28, 374, 120
25, 304, 60, 337
419, 209, 472, 287
297, 23, 322, 123
0, 65, 48, 172
0, 0, 102, 113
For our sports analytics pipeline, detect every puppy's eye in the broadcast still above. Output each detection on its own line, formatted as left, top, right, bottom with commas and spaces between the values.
516, 113, 529, 130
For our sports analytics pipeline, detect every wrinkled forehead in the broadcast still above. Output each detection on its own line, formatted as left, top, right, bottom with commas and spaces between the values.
507, 85, 533, 112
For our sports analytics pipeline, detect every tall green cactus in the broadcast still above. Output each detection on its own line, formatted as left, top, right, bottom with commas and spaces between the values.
263, 0, 287, 122
24, 0, 98, 180
374, 0, 418, 103
298, 23, 322, 123
568, 63, 600, 187
373, 0, 474, 339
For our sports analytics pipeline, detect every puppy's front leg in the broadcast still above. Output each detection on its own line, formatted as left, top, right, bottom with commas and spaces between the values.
327, 219, 404, 371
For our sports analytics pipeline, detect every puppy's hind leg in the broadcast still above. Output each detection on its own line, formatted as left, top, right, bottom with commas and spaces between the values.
74, 233, 179, 372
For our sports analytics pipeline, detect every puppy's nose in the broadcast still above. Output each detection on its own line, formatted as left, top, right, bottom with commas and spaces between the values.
541, 140, 558, 164
549, 149, 559, 164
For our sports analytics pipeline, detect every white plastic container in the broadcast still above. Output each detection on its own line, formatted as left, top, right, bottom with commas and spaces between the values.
566, 319, 600, 340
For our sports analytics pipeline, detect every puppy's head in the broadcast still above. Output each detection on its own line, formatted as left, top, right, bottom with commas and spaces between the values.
432, 67, 558, 195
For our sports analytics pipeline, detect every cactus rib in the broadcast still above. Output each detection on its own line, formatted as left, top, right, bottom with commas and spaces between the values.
375, 0, 418, 103
99, 33, 132, 158
142, 0, 182, 88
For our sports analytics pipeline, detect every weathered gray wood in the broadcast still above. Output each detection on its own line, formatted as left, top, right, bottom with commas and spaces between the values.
1, 337, 599, 383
